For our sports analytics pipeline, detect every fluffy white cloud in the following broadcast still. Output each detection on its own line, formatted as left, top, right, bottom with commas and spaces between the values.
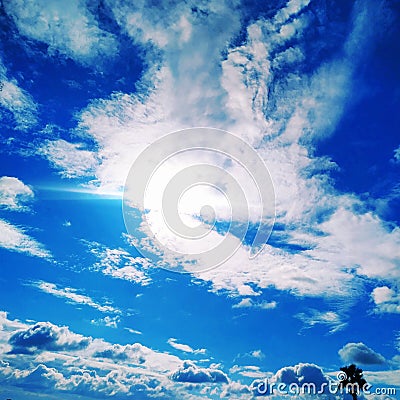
233, 298, 277, 310
170, 360, 228, 383
338, 342, 386, 365
8, 321, 91, 354
274, 363, 328, 386
371, 286, 400, 314
4, 0, 118, 65
0, 218, 51, 259
0, 176, 34, 211
0, 311, 228, 399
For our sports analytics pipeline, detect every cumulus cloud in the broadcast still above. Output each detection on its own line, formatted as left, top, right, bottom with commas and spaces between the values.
8, 321, 91, 354
0, 311, 225, 399
0, 176, 34, 211
338, 342, 386, 365
233, 298, 277, 310
0, 218, 51, 259
93, 343, 146, 363
274, 363, 328, 387
371, 286, 400, 314
170, 361, 228, 384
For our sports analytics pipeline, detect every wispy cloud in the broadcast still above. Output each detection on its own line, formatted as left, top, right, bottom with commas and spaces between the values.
91, 315, 121, 329
167, 338, 206, 354
38, 139, 99, 179
4, 0, 118, 66
22, 0, 399, 313
88, 242, 152, 286
0, 60, 37, 131
29, 280, 121, 315
0, 219, 51, 259
296, 310, 347, 334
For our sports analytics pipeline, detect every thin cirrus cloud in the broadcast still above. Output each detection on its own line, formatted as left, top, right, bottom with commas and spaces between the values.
0, 60, 38, 131
296, 310, 348, 334
0, 218, 51, 259
167, 338, 206, 354
28, 280, 121, 315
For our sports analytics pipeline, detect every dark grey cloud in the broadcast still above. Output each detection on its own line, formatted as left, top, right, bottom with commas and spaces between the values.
9, 321, 91, 354
170, 361, 228, 383
93, 343, 146, 364
338, 342, 386, 365
275, 363, 328, 387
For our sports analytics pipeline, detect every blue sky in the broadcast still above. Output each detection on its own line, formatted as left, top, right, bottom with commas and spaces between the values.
0, 0, 399, 399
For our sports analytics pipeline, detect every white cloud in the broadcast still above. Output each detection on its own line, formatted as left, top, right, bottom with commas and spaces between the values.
338, 342, 386, 365
9, 321, 91, 354
167, 338, 206, 355
0, 218, 51, 259
393, 145, 400, 163
88, 242, 152, 286
4, 0, 118, 65
0, 176, 34, 211
30, 281, 121, 315
296, 310, 347, 333
124, 327, 142, 335
371, 286, 400, 314
26, 0, 399, 310
0, 311, 225, 399
91, 316, 121, 329
363, 369, 400, 387
233, 298, 277, 310
170, 360, 228, 383
0, 60, 37, 130
38, 139, 99, 179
